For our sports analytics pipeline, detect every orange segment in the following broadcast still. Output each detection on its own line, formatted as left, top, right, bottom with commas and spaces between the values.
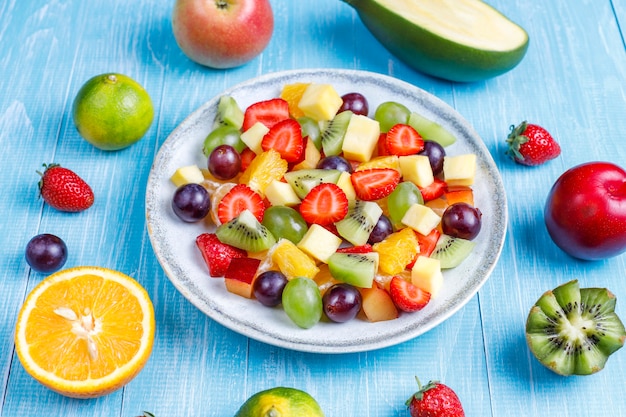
239, 149, 288, 197
372, 228, 419, 275
280, 82, 310, 119
15, 266, 155, 398
270, 239, 320, 280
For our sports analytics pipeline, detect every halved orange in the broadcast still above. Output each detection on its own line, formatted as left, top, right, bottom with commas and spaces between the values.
14, 266, 155, 398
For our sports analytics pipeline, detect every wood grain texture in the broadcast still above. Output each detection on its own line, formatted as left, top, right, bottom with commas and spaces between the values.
1, 0, 626, 415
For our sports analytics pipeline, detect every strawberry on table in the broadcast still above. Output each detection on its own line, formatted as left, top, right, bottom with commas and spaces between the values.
385, 123, 424, 156
351, 168, 400, 200
506, 121, 561, 166
38, 163, 94, 212
406, 378, 465, 417
261, 118, 304, 163
299, 183, 348, 226
242, 97, 290, 131
195, 233, 247, 277
389, 276, 430, 312
217, 183, 265, 224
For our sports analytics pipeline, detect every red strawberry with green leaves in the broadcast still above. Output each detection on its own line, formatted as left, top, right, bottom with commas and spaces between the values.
217, 184, 265, 224
196, 233, 247, 277
385, 124, 424, 156
242, 98, 290, 131
351, 168, 401, 200
506, 121, 561, 166
38, 163, 94, 212
299, 183, 348, 226
261, 118, 304, 163
389, 276, 430, 312
406, 378, 465, 417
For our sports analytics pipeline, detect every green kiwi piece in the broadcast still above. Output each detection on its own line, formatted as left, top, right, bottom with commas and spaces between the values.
327, 252, 379, 288
321, 110, 353, 156
213, 95, 244, 130
216, 209, 276, 253
335, 200, 383, 246
283, 168, 342, 199
408, 112, 456, 147
429, 234, 475, 269
297, 116, 322, 151
525, 279, 626, 376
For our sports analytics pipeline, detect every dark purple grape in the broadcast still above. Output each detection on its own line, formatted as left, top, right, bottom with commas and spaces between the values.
172, 183, 211, 222
25, 233, 68, 273
441, 203, 482, 240
338, 92, 369, 116
419, 140, 446, 175
253, 270, 288, 307
368, 214, 393, 244
208, 144, 241, 180
316, 155, 353, 173
322, 283, 362, 323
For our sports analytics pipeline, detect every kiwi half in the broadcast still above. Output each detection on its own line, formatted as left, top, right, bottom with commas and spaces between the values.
283, 168, 342, 199
327, 252, 379, 288
526, 280, 626, 376
335, 200, 383, 246
429, 234, 475, 269
321, 110, 353, 156
216, 209, 276, 253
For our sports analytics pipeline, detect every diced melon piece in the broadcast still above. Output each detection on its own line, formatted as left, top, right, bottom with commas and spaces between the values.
360, 286, 399, 322
341, 114, 381, 162
297, 84, 343, 121
399, 155, 434, 188
170, 165, 205, 187
292, 137, 322, 170
240, 121, 270, 155
297, 224, 343, 263
264, 180, 301, 207
443, 154, 477, 186
411, 256, 444, 298
336, 171, 356, 201
401, 203, 442, 235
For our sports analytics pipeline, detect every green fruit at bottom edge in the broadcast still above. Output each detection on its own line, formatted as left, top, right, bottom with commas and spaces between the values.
235, 387, 325, 417
342, 0, 529, 82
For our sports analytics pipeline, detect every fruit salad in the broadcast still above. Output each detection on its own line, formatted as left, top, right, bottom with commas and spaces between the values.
169, 82, 482, 329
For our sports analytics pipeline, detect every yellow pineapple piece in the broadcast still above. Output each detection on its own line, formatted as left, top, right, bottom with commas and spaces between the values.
443, 154, 477, 186
341, 114, 380, 162
372, 228, 419, 275
280, 82, 310, 119
270, 238, 320, 280
355, 155, 400, 173
297, 83, 343, 121
239, 149, 288, 197
170, 164, 205, 187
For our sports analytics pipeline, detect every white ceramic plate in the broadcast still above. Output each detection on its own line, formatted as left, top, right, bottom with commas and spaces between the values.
146, 69, 507, 353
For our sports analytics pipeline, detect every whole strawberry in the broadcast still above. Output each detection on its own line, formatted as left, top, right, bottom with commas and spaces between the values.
406, 378, 464, 417
38, 163, 94, 212
506, 121, 561, 166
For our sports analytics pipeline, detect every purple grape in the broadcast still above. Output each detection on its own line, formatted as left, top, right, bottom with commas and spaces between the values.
368, 214, 393, 244
441, 203, 482, 240
419, 140, 446, 175
316, 155, 353, 173
338, 92, 369, 116
25, 233, 68, 273
172, 183, 211, 222
253, 270, 288, 307
208, 144, 241, 180
322, 283, 362, 323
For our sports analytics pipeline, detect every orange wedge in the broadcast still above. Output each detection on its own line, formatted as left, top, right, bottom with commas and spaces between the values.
14, 266, 155, 398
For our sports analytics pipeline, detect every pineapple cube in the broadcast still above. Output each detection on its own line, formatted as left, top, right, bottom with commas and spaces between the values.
401, 203, 442, 235
443, 154, 477, 186
360, 286, 399, 322
399, 155, 434, 188
336, 171, 356, 201
264, 180, 301, 207
297, 224, 343, 263
341, 114, 381, 162
240, 121, 270, 155
411, 256, 444, 298
292, 137, 322, 170
297, 84, 343, 121
170, 165, 205, 187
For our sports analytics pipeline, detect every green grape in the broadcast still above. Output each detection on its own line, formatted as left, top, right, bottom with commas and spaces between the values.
262, 206, 309, 244
297, 116, 322, 150
282, 277, 322, 329
387, 181, 424, 228
203, 126, 246, 156
374, 101, 411, 132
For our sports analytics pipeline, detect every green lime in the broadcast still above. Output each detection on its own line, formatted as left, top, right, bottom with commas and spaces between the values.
72, 73, 154, 151
235, 387, 325, 417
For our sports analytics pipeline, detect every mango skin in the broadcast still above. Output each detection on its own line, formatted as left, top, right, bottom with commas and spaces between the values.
343, 0, 529, 82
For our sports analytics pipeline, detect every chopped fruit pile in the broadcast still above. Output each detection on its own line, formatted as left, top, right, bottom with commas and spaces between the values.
169, 82, 483, 329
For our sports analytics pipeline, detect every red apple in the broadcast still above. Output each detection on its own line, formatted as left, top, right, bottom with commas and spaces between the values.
172, 0, 274, 69
544, 161, 626, 260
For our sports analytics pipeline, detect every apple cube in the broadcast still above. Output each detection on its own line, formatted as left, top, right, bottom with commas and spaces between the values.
297, 84, 343, 121
341, 114, 381, 162
399, 155, 434, 188
360, 286, 399, 322
224, 257, 262, 299
445, 186, 474, 206
443, 154, 477, 186
170, 165, 205, 187
336, 171, 356, 201
240, 121, 270, 155
411, 256, 444, 298
297, 224, 343, 263
264, 179, 301, 207
401, 203, 442, 236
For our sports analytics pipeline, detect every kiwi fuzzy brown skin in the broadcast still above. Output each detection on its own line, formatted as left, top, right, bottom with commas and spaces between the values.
525, 279, 626, 376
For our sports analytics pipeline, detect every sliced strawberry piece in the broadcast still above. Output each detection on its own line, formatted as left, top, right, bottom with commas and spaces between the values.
196, 233, 247, 277
299, 183, 348, 226
418, 177, 447, 202
389, 276, 431, 312
416, 228, 441, 258
351, 168, 401, 200
336, 244, 373, 254
385, 124, 424, 156
377, 132, 389, 156
239, 147, 257, 172
261, 119, 304, 163
217, 184, 265, 224
242, 98, 291, 131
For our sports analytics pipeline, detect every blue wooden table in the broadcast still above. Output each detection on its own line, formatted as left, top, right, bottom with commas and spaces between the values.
2, 1, 626, 415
